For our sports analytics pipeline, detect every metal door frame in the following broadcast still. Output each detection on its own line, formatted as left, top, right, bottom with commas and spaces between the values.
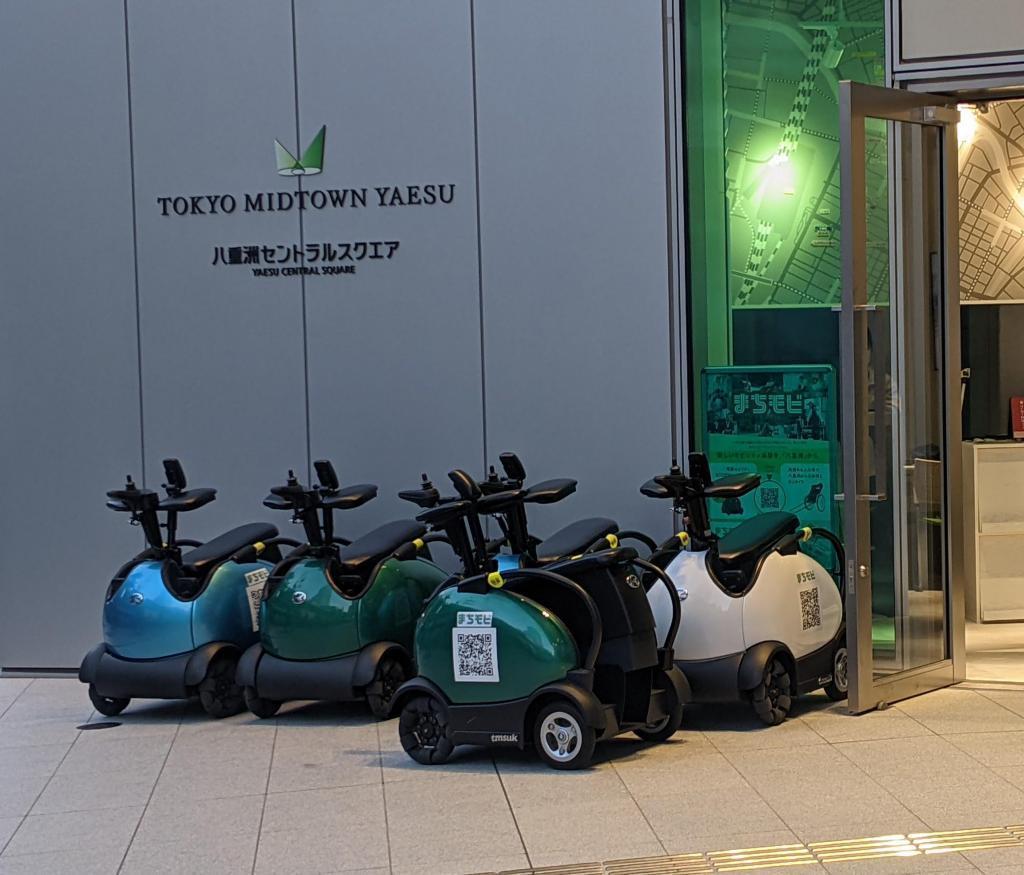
839, 80, 966, 713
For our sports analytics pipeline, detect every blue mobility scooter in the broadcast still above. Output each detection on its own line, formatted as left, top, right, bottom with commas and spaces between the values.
79, 459, 281, 717
236, 461, 448, 719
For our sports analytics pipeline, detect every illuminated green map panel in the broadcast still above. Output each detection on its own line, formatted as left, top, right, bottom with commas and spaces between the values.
958, 100, 1024, 302
722, 0, 884, 308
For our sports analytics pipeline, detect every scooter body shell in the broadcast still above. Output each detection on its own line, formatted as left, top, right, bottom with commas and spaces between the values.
104, 558, 269, 659
260, 557, 447, 661
649, 549, 842, 662
414, 587, 578, 705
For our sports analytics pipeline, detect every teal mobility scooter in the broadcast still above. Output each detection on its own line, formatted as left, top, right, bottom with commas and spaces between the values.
79, 459, 282, 717
236, 461, 449, 719
392, 469, 688, 770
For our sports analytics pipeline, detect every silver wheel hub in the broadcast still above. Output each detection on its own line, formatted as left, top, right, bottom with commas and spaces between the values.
835, 647, 849, 691
541, 711, 582, 762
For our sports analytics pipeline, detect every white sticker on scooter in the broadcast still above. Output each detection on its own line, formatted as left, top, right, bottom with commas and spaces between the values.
799, 587, 822, 630
456, 611, 493, 628
452, 627, 500, 682
244, 568, 269, 632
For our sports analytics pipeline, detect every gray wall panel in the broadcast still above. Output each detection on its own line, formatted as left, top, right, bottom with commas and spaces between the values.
129, 0, 308, 538
474, 0, 675, 540
0, 1, 140, 666
295, 0, 485, 533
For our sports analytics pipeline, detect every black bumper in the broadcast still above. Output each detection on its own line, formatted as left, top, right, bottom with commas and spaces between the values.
237, 641, 403, 703
79, 643, 186, 700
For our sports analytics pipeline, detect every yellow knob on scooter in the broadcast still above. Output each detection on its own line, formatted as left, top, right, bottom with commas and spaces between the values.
487, 571, 505, 589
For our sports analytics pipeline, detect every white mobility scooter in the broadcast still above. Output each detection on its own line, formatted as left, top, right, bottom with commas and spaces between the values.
641, 453, 846, 724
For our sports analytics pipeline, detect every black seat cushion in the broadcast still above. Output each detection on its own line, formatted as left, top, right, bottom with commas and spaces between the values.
338, 519, 426, 578
709, 511, 799, 595
181, 522, 278, 575
537, 517, 618, 564
716, 511, 799, 565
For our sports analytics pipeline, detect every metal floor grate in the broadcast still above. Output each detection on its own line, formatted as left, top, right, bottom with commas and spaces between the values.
476, 824, 1024, 874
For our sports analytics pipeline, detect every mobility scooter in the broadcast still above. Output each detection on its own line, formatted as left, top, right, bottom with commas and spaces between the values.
392, 469, 689, 770
236, 461, 448, 719
79, 459, 281, 717
641, 453, 846, 725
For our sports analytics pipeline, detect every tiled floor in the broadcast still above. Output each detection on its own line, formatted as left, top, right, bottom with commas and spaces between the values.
3, 679, 1024, 874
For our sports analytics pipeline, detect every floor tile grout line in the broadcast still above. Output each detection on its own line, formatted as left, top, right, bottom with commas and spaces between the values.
377, 721, 394, 875
115, 710, 183, 874
248, 719, 279, 875
1, 701, 97, 858
607, 758, 669, 858
707, 738, 802, 843
491, 755, 533, 869
0, 678, 36, 722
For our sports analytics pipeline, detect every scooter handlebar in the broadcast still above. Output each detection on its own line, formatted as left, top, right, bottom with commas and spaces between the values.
631, 557, 682, 654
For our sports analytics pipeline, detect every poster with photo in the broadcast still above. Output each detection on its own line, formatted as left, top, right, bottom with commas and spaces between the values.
702, 365, 839, 570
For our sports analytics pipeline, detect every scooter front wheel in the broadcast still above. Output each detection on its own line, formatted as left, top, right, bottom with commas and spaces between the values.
243, 686, 281, 719
88, 684, 129, 717
533, 701, 595, 770
399, 694, 454, 765
198, 652, 245, 719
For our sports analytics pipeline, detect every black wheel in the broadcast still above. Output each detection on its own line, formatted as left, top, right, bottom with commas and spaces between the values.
198, 652, 245, 718
243, 685, 281, 719
749, 655, 793, 726
533, 701, 596, 770
88, 684, 129, 717
399, 694, 454, 765
823, 642, 849, 701
365, 655, 408, 720
634, 702, 684, 743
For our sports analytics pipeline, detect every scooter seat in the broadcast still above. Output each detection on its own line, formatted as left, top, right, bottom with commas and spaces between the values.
338, 519, 426, 578
710, 511, 799, 594
181, 522, 279, 575
536, 517, 618, 563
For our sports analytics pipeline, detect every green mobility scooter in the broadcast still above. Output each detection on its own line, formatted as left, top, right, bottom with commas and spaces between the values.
392, 469, 689, 770
236, 461, 449, 718
79, 459, 282, 717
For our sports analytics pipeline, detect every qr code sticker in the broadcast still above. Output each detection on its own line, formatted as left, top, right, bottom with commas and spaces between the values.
760, 486, 780, 509
800, 587, 821, 631
244, 568, 269, 632
452, 628, 499, 682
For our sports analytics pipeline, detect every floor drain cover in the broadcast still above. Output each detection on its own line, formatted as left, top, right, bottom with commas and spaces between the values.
77, 721, 121, 730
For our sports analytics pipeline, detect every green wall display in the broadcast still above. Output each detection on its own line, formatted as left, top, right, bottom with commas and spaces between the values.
702, 364, 839, 569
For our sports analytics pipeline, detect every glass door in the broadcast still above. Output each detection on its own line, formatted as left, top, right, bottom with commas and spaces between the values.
839, 82, 966, 712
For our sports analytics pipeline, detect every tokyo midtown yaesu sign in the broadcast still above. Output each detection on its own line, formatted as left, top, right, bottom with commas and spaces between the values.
152, 124, 459, 280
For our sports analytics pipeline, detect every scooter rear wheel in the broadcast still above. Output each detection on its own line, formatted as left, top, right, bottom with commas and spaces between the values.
366, 655, 408, 720
243, 686, 281, 719
533, 701, 595, 770
399, 694, 454, 765
634, 702, 683, 743
823, 643, 849, 701
88, 684, 129, 717
750, 656, 793, 726
198, 652, 245, 719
